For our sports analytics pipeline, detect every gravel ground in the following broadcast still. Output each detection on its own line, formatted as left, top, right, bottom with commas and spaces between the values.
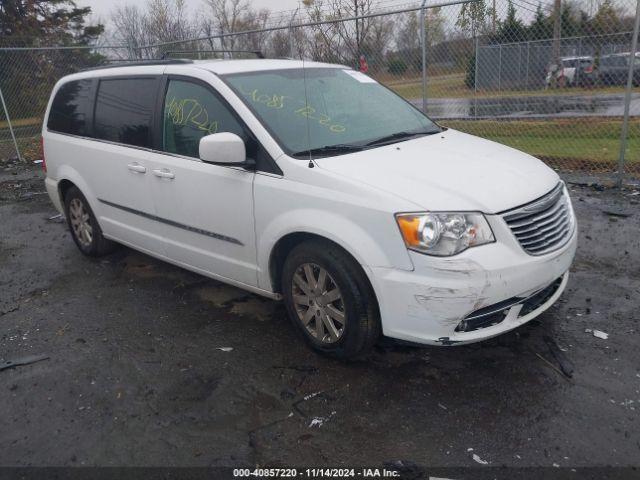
1, 164, 639, 471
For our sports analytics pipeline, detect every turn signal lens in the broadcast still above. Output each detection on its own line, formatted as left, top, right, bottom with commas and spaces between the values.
395, 212, 495, 256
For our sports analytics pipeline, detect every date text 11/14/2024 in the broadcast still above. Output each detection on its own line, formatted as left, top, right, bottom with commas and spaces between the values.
233, 468, 401, 478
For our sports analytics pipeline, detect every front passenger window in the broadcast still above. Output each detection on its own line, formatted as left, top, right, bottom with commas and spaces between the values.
162, 80, 245, 158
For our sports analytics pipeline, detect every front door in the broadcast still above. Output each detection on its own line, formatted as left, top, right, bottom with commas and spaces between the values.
148, 75, 258, 287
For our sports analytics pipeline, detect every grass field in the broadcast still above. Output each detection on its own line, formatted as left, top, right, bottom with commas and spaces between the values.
0, 116, 41, 130
442, 117, 640, 172
384, 72, 630, 100
1, 81, 638, 176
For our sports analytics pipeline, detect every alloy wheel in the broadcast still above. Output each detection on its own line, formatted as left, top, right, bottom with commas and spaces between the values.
291, 263, 346, 344
69, 198, 93, 247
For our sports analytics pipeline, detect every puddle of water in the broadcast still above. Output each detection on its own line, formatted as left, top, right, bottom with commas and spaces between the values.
413, 92, 640, 119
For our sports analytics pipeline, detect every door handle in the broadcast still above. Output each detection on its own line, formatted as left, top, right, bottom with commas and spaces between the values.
127, 163, 146, 173
152, 168, 175, 179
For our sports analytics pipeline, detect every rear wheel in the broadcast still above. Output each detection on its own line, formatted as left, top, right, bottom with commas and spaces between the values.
64, 186, 116, 257
281, 240, 380, 359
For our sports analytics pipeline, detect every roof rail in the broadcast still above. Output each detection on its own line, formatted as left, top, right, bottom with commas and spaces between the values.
81, 59, 194, 72
161, 50, 265, 59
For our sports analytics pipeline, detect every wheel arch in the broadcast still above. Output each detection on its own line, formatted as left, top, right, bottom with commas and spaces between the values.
53, 165, 99, 213
268, 232, 377, 301
57, 178, 76, 205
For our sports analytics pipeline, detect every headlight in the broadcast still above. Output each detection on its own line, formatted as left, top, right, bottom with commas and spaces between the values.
395, 212, 495, 256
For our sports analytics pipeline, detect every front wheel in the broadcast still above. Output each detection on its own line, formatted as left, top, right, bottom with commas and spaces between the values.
281, 240, 381, 359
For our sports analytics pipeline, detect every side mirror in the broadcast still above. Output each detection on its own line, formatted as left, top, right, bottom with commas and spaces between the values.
199, 132, 246, 165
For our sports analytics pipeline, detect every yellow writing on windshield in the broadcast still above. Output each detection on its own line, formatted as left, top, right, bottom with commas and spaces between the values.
165, 97, 218, 135
239, 87, 287, 109
238, 86, 346, 134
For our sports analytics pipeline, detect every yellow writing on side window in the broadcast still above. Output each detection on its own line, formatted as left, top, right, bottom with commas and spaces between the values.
166, 97, 218, 135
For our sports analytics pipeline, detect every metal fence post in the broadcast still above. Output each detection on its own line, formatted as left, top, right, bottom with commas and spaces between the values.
474, 35, 479, 117
289, 7, 299, 59
617, 0, 640, 187
498, 44, 502, 91
0, 85, 22, 163
420, 0, 428, 113
525, 41, 530, 89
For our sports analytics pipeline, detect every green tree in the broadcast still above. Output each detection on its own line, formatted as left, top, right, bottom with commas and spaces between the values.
0, 0, 103, 46
560, 1, 582, 37
0, 1, 104, 121
456, 0, 491, 37
493, 0, 527, 43
588, 0, 622, 36
527, 3, 552, 40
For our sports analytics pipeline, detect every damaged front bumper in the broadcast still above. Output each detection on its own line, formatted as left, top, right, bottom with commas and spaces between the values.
367, 213, 577, 346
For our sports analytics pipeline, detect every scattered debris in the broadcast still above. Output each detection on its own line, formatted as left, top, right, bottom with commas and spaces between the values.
0, 354, 50, 372
602, 209, 631, 218
273, 364, 319, 373
33, 160, 43, 164
292, 389, 336, 417
216, 347, 233, 352
309, 417, 325, 428
438, 403, 447, 410
591, 330, 609, 340
303, 391, 322, 401
543, 335, 574, 378
47, 213, 63, 222
0, 305, 19, 317
472, 453, 489, 465
534, 352, 571, 381
308, 411, 337, 428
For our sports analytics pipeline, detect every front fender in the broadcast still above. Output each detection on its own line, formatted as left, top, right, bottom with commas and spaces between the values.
256, 208, 413, 291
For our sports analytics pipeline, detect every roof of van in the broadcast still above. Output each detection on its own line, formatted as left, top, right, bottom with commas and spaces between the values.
192, 59, 348, 74
76, 58, 347, 77
59, 58, 351, 86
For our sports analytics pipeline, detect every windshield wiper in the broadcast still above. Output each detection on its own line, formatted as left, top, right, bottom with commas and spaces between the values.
364, 130, 439, 147
292, 144, 364, 158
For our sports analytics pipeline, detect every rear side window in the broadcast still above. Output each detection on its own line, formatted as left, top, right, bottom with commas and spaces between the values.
93, 78, 157, 148
47, 79, 93, 136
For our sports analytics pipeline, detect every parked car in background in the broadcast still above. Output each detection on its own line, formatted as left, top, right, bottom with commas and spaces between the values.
599, 52, 640, 86
545, 56, 596, 88
42, 59, 577, 358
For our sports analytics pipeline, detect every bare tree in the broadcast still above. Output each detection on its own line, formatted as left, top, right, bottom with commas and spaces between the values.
110, 4, 149, 59
233, 8, 271, 53
201, 0, 249, 53
110, 0, 195, 59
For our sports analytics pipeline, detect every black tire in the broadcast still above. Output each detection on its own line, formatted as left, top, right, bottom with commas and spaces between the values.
64, 186, 117, 257
281, 239, 381, 359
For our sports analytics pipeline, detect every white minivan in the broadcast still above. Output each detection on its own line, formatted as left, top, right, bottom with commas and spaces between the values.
43, 58, 577, 358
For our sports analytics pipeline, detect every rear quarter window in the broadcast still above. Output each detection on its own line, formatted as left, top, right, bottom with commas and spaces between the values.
47, 79, 94, 136
93, 78, 158, 148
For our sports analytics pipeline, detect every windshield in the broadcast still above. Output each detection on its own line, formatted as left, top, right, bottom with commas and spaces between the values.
222, 67, 441, 158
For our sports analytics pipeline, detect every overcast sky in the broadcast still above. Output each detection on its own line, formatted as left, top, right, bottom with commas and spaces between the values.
77, 0, 303, 24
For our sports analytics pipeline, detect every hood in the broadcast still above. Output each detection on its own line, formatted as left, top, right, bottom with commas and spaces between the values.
313, 129, 559, 213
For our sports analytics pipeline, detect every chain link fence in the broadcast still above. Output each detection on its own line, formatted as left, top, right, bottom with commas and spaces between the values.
1, 0, 639, 183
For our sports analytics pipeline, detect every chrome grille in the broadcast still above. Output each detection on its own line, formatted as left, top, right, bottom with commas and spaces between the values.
502, 183, 575, 256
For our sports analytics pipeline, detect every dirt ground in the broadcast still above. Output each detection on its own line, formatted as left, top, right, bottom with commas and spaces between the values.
1, 163, 639, 471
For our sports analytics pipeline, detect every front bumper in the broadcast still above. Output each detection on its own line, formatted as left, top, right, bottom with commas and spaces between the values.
367, 212, 577, 345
